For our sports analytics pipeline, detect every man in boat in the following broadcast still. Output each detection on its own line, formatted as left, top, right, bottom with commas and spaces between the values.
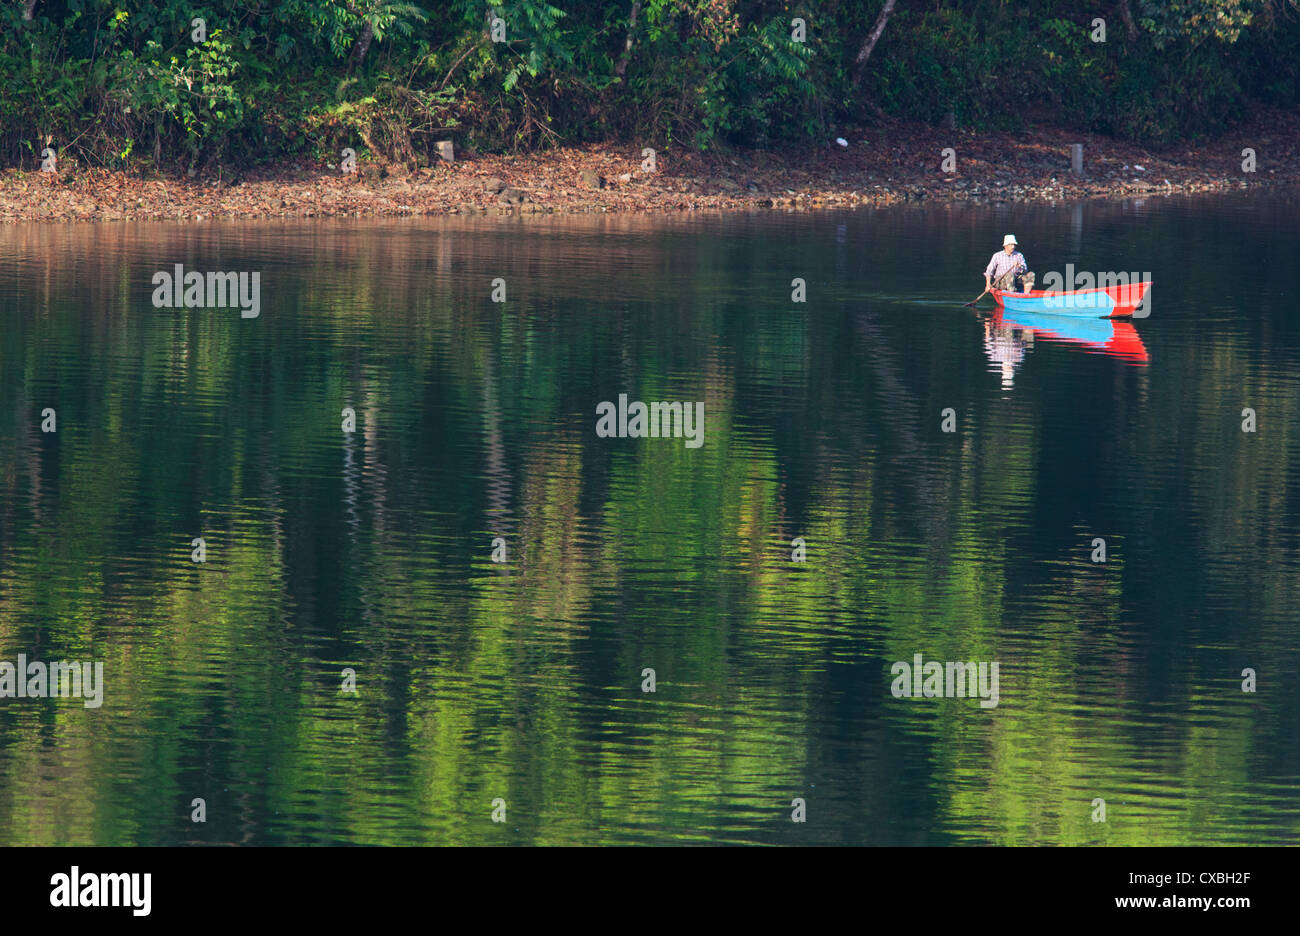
984, 234, 1035, 294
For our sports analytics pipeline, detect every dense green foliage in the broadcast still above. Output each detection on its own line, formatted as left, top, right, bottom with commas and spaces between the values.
2, 1, 1298, 170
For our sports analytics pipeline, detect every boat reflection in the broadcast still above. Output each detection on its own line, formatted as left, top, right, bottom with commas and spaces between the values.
984, 308, 1149, 387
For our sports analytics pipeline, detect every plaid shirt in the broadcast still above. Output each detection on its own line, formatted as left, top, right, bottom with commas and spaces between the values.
985, 250, 1028, 280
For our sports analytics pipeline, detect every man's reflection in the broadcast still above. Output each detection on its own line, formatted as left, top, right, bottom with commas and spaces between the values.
983, 317, 1034, 389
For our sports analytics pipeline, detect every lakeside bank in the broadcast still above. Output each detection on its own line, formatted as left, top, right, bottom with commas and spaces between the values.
3, 111, 1297, 223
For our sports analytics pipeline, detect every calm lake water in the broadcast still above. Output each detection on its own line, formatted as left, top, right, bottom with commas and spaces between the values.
1, 191, 1298, 845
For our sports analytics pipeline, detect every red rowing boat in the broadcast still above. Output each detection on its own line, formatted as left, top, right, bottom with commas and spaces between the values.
992, 280, 1152, 319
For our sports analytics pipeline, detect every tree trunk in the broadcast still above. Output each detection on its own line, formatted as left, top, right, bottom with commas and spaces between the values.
23, 0, 38, 21
351, 23, 374, 69
853, 0, 897, 83
614, 1, 642, 78
1117, 0, 1138, 41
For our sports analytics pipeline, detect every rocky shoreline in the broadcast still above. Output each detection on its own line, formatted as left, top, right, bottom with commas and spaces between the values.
3, 111, 1296, 222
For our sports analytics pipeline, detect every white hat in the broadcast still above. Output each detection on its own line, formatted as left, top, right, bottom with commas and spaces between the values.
1003, 234, 1018, 246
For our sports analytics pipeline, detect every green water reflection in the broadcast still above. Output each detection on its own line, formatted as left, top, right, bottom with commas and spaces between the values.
1, 194, 1298, 844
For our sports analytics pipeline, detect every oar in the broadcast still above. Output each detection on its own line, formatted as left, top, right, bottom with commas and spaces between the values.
965, 264, 1022, 306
